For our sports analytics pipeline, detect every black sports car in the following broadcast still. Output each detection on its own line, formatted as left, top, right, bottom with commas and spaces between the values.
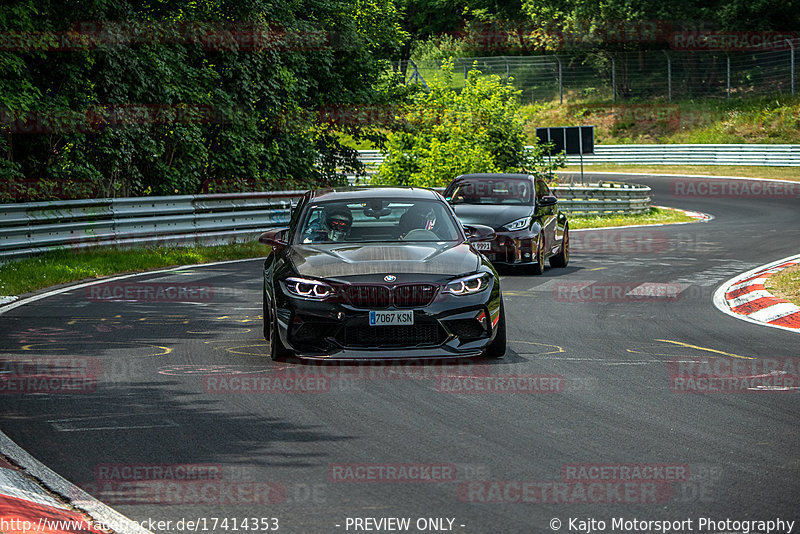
258, 187, 505, 361
443, 173, 569, 274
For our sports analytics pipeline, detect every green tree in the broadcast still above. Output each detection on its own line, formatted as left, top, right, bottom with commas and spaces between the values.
374, 60, 558, 188
0, 0, 405, 201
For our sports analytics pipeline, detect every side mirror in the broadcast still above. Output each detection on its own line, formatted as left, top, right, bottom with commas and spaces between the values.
463, 224, 496, 242
258, 228, 289, 248
538, 195, 558, 207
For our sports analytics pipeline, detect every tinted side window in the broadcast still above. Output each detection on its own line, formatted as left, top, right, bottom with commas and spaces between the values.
535, 179, 551, 199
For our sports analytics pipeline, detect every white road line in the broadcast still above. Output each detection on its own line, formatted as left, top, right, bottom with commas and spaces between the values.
0, 257, 260, 316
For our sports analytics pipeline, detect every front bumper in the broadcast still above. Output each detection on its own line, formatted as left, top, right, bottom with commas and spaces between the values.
480, 232, 537, 265
272, 284, 502, 360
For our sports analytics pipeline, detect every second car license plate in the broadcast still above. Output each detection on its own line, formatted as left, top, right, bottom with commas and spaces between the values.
474, 241, 491, 251
369, 310, 414, 326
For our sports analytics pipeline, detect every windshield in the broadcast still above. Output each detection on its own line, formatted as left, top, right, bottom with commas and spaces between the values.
449, 178, 532, 205
296, 198, 462, 244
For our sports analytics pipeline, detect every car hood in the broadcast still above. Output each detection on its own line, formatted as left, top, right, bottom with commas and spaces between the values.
452, 205, 533, 229
288, 242, 480, 279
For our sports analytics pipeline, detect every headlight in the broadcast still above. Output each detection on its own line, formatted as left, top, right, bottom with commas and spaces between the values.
282, 277, 334, 299
503, 217, 530, 231
443, 272, 492, 296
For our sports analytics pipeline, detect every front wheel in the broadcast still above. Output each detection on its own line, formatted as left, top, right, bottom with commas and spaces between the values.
262, 284, 270, 340
529, 234, 545, 275
267, 304, 292, 361
549, 225, 569, 268
483, 301, 506, 359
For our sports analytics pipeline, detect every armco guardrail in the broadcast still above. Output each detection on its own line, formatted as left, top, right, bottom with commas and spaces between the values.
0, 183, 649, 260
359, 144, 800, 169
551, 182, 651, 215
0, 192, 304, 261
563, 144, 800, 166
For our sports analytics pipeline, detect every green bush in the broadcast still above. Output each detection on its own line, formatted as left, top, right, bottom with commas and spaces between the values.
373, 60, 560, 188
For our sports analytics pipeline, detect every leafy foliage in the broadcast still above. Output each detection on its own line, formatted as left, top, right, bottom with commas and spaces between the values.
0, 0, 405, 201
374, 60, 560, 188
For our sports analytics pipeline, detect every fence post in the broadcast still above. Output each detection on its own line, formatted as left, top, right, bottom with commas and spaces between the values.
788, 39, 796, 95
557, 57, 563, 104
612, 57, 616, 101
726, 54, 731, 99
664, 51, 672, 102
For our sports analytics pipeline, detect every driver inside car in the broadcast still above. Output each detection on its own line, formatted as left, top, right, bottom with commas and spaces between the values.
398, 205, 437, 239
302, 205, 353, 243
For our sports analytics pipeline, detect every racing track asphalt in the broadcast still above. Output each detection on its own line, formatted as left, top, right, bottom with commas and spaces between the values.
0, 172, 799, 533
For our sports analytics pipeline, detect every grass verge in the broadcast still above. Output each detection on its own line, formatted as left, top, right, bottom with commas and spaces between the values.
765, 265, 800, 308
559, 165, 800, 182
0, 241, 267, 297
568, 207, 697, 229
0, 208, 698, 298
522, 96, 800, 145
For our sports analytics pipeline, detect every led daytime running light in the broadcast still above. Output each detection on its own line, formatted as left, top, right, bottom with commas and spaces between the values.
284, 277, 333, 299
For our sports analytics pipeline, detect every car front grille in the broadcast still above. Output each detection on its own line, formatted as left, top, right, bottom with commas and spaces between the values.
339, 324, 445, 348
340, 284, 437, 309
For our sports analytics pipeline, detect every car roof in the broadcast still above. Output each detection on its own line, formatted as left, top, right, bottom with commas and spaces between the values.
307, 187, 443, 203
454, 173, 536, 181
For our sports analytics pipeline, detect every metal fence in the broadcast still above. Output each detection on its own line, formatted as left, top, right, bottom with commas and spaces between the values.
358, 144, 800, 170
405, 39, 799, 103
562, 144, 800, 166
0, 184, 649, 260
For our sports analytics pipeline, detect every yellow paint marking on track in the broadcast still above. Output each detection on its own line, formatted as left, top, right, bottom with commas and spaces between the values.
589, 267, 608, 271
502, 291, 537, 297
215, 315, 261, 323
225, 344, 268, 356
653, 339, 755, 360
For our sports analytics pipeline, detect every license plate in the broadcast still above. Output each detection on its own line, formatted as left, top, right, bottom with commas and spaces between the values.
474, 241, 491, 251
369, 310, 414, 326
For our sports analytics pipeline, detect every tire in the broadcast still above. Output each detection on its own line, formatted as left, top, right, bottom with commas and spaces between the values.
529, 234, 545, 275
267, 303, 292, 361
262, 283, 270, 340
549, 225, 569, 268
483, 301, 506, 359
